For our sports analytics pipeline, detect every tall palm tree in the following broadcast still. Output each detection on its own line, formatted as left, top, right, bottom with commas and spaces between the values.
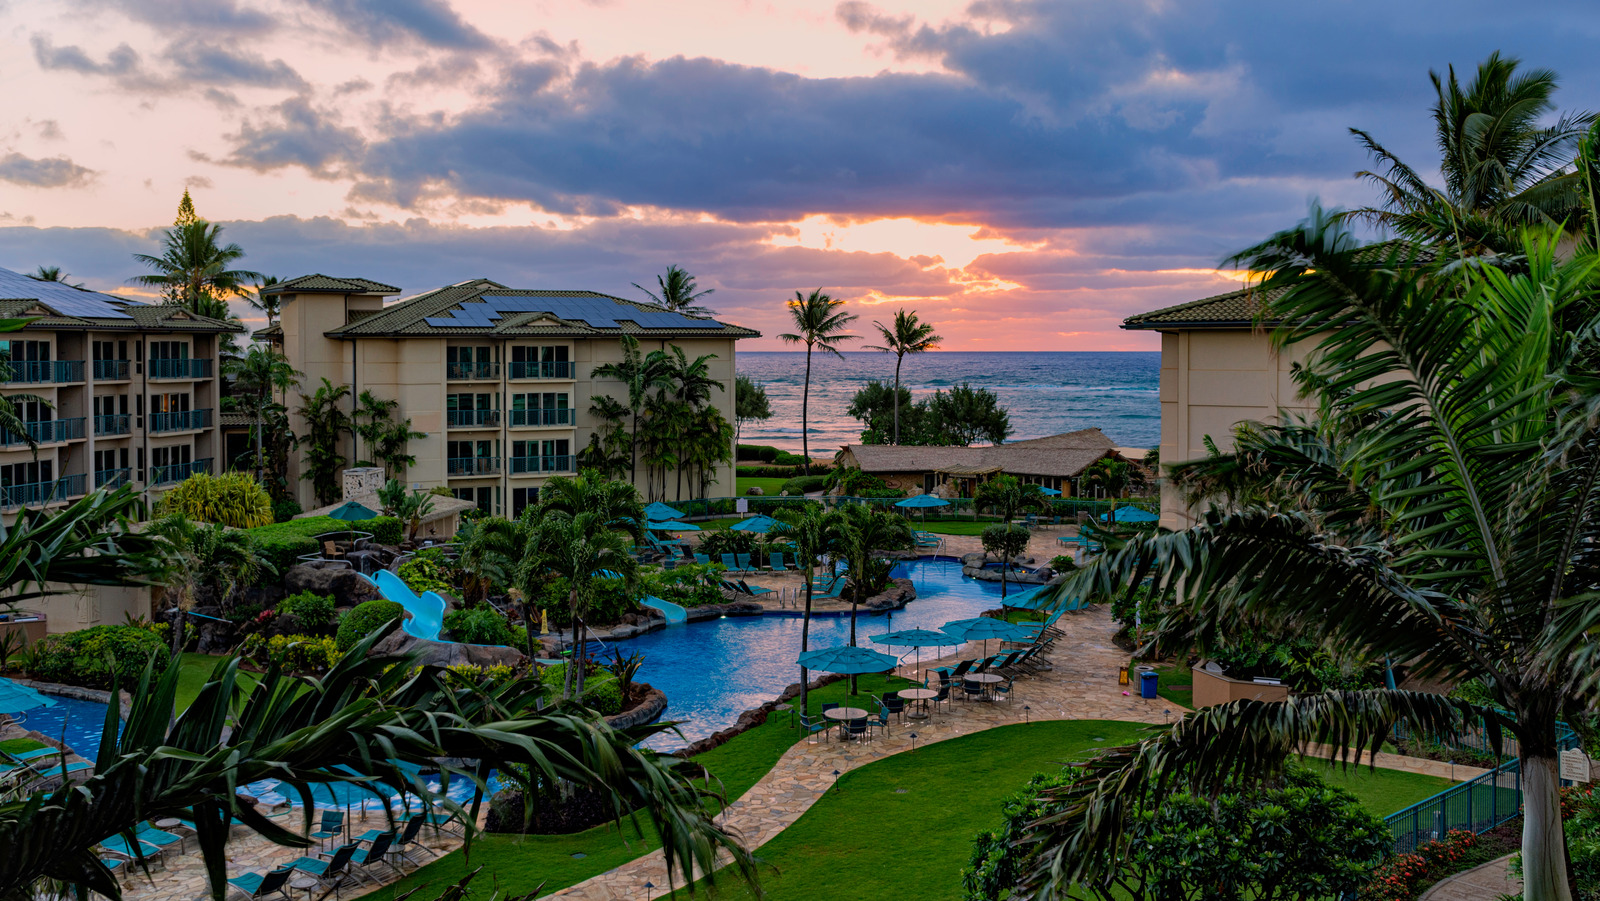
833, 503, 913, 693
0, 636, 752, 901
864, 308, 941, 445
664, 346, 722, 499
228, 345, 299, 485
295, 378, 352, 506
28, 266, 82, 288
635, 265, 716, 316
1019, 217, 1600, 901
1082, 458, 1135, 510
771, 503, 844, 715
973, 473, 1049, 526
591, 336, 672, 488
1348, 52, 1595, 257
130, 221, 262, 313
779, 289, 857, 473
147, 514, 272, 657
247, 275, 282, 326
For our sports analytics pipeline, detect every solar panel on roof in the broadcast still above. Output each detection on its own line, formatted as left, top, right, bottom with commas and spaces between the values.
0, 266, 132, 319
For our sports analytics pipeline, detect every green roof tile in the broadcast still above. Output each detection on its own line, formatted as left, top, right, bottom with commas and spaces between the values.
262, 274, 401, 296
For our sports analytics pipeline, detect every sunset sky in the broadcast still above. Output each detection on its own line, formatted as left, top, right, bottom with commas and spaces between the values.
1, 0, 1597, 348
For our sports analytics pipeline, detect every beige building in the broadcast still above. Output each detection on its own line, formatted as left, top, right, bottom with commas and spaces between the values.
259, 275, 757, 516
0, 266, 239, 519
1122, 283, 1314, 529
835, 428, 1125, 498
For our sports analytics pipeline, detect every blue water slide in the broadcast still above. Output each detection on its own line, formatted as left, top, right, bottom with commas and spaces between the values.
641, 595, 687, 625
372, 570, 445, 641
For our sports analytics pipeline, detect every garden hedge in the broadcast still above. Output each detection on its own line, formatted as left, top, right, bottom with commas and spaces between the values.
29, 624, 171, 689
245, 515, 403, 577
336, 599, 405, 650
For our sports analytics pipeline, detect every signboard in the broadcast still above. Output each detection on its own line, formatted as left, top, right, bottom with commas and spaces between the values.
736, 498, 749, 514
1561, 748, 1592, 783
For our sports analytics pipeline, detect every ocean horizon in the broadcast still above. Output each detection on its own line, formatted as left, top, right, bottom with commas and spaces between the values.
734, 350, 1161, 456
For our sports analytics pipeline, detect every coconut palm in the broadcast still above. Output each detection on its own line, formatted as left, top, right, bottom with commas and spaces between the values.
832, 503, 913, 692
28, 266, 82, 288
1348, 52, 1595, 257
228, 345, 300, 486
248, 275, 282, 326
864, 309, 941, 445
0, 486, 172, 609
130, 221, 263, 312
634, 265, 716, 316
973, 474, 1049, 527
771, 503, 846, 715
664, 346, 722, 499
1082, 458, 1136, 511
147, 514, 273, 657
0, 633, 752, 901
295, 378, 352, 506
779, 289, 857, 473
591, 336, 673, 487
1018, 215, 1600, 901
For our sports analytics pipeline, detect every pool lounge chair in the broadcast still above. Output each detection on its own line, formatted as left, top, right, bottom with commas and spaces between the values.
914, 531, 943, 549
227, 867, 292, 901
3, 746, 63, 764
932, 659, 975, 681
735, 552, 753, 572
694, 553, 710, 565
310, 810, 344, 850
768, 552, 789, 571
100, 835, 167, 867
347, 832, 400, 882
135, 823, 187, 854
288, 842, 360, 894
392, 814, 438, 868
737, 580, 773, 597
720, 553, 739, 571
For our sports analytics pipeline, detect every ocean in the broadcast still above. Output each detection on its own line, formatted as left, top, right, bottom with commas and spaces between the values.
734, 351, 1161, 455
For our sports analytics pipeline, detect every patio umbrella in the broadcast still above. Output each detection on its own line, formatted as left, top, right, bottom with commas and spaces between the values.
327, 500, 380, 545
1039, 487, 1062, 497
0, 679, 57, 722
894, 493, 950, 525
942, 616, 1035, 657
731, 514, 778, 533
647, 520, 701, 531
644, 502, 686, 521
797, 645, 899, 674
870, 628, 953, 681
1101, 506, 1159, 523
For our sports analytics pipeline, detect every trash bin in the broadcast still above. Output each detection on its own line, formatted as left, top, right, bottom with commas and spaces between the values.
1139, 670, 1159, 699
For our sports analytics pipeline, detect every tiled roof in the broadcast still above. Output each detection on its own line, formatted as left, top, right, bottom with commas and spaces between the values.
253, 323, 283, 340
839, 434, 1120, 479
325, 281, 760, 339
262, 274, 401, 296
0, 297, 241, 333
1005, 428, 1116, 451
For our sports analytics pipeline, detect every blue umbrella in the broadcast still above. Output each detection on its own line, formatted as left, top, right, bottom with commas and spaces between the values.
731, 514, 778, 533
326, 500, 378, 522
797, 645, 899, 674
647, 520, 701, 531
1101, 506, 1159, 523
893, 494, 950, 508
1040, 487, 1062, 497
644, 502, 686, 521
871, 628, 954, 680
942, 616, 1036, 656
0, 680, 57, 719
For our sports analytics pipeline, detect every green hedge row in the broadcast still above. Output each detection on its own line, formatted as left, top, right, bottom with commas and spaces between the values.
246, 515, 402, 576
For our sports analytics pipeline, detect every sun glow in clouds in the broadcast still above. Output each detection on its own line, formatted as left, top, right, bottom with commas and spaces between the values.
765, 215, 1035, 269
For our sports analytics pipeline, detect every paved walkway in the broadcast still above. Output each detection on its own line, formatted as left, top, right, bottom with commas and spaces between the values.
1417, 853, 1520, 900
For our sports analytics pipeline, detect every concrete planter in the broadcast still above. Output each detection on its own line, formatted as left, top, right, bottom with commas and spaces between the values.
1190, 662, 1290, 708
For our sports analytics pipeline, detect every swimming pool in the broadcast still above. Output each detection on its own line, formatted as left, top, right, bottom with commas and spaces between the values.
624, 557, 1042, 749
18, 694, 118, 759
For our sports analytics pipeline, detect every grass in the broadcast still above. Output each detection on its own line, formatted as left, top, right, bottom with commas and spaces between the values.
177, 652, 261, 712
0, 737, 47, 755
369, 673, 917, 900
1125, 663, 1194, 707
736, 477, 790, 496
1302, 758, 1455, 815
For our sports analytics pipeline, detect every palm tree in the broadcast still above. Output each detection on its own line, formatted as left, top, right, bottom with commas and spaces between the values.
28, 266, 82, 288
0, 486, 172, 609
973, 473, 1049, 526
228, 345, 299, 485
1082, 458, 1135, 510
148, 514, 273, 657
635, 265, 716, 316
771, 503, 844, 715
864, 309, 941, 445
351, 390, 422, 477
1348, 52, 1595, 257
664, 346, 722, 499
295, 378, 352, 506
779, 289, 857, 473
591, 336, 672, 487
1021, 217, 1600, 901
130, 221, 263, 312
248, 275, 282, 326
833, 503, 913, 693
0, 636, 752, 901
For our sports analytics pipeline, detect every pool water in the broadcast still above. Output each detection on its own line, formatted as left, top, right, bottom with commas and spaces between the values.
18, 694, 119, 759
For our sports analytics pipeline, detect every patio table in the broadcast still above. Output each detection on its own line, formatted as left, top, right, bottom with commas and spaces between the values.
897, 688, 938, 719
822, 707, 869, 721
964, 672, 1003, 701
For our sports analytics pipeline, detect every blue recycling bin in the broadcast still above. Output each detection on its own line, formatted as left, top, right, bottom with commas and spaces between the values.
1139, 670, 1158, 699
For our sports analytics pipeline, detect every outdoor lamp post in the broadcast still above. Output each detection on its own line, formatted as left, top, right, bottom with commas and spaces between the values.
909, 732, 918, 752
1024, 705, 1030, 724
833, 769, 841, 792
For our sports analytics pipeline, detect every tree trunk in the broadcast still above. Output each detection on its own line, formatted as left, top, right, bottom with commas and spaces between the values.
1000, 556, 1009, 600
893, 354, 903, 445
1523, 752, 1574, 901
801, 347, 813, 475
629, 410, 639, 487
799, 568, 814, 716
848, 578, 859, 697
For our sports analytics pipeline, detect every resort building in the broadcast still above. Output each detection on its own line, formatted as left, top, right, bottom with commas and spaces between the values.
1122, 284, 1314, 529
834, 428, 1126, 498
0, 266, 240, 519
258, 275, 757, 515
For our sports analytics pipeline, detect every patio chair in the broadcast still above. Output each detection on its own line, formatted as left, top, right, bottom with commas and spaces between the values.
310, 810, 344, 849
735, 553, 753, 572
135, 822, 186, 854
871, 707, 893, 740
99, 835, 166, 867
720, 553, 739, 571
226, 867, 292, 901
931, 659, 974, 681
881, 693, 905, 723
288, 842, 360, 894
392, 814, 437, 869
961, 678, 987, 702
798, 713, 830, 744
932, 680, 951, 713
322, 541, 345, 561
768, 552, 788, 571
348, 832, 399, 883
992, 675, 1015, 702
694, 553, 710, 565
842, 717, 869, 744
737, 580, 773, 597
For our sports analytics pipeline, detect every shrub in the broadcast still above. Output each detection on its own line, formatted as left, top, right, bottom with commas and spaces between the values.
539, 665, 623, 715
736, 444, 780, 462
640, 563, 727, 608
780, 475, 828, 495
271, 497, 303, 523
336, 599, 405, 650
277, 591, 336, 629
159, 471, 273, 528
772, 451, 810, 466
1048, 554, 1078, 572
398, 547, 455, 596
444, 662, 517, 684
443, 606, 516, 646
1357, 830, 1480, 901
245, 516, 404, 578
241, 633, 342, 673
698, 530, 758, 560
30, 625, 171, 688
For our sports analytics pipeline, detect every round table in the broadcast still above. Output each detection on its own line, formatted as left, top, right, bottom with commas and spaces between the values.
964, 673, 1004, 700
897, 688, 938, 719
153, 818, 182, 830
823, 707, 871, 743
289, 876, 319, 901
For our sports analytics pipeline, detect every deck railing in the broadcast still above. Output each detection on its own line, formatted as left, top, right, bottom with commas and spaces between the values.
150, 457, 212, 486
92, 359, 130, 381
147, 358, 212, 379
509, 455, 575, 474
446, 361, 499, 380
150, 409, 212, 433
508, 360, 573, 379
0, 417, 85, 446
447, 456, 502, 476
508, 408, 574, 427
94, 414, 130, 437
445, 409, 500, 428
3, 360, 84, 384
0, 474, 87, 509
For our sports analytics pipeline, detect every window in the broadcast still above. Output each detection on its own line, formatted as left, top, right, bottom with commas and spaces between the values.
452, 487, 493, 512
510, 392, 570, 424
510, 345, 571, 378
446, 392, 495, 411
11, 399, 48, 423
150, 393, 191, 414
5, 340, 49, 363
149, 341, 189, 361
93, 394, 127, 417
512, 486, 537, 517
0, 460, 52, 488
152, 445, 192, 469
447, 346, 492, 364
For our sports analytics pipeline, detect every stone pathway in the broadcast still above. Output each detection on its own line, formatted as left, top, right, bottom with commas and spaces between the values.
1418, 853, 1520, 900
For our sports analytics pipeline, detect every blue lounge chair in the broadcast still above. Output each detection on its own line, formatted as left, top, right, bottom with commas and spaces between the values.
101, 835, 165, 865
4, 746, 62, 764
135, 823, 186, 853
348, 832, 399, 882
288, 842, 359, 893
720, 553, 739, 571
694, 553, 710, 565
310, 810, 344, 849
768, 552, 788, 571
735, 553, 753, 572
738, 580, 773, 596
227, 867, 292, 901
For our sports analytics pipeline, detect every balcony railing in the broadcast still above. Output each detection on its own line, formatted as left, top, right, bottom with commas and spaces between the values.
147, 358, 213, 380
446, 409, 500, 428
94, 414, 131, 437
446, 361, 500, 380
150, 457, 212, 487
3, 360, 84, 384
92, 359, 131, 381
95, 468, 131, 489
508, 408, 574, 427
0, 473, 87, 510
509, 455, 576, 475
150, 409, 212, 433
508, 360, 573, 380
0, 417, 86, 447
447, 456, 502, 476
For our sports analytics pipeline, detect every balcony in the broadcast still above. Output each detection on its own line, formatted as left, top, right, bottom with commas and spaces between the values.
508, 360, 573, 380
0, 417, 86, 447
150, 409, 212, 433
508, 408, 574, 427
147, 358, 213, 380
150, 457, 212, 487
509, 455, 575, 475
446, 409, 500, 428
3, 360, 84, 384
94, 414, 131, 437
92, 359, 131, 381
0, 473, 87, 510
95, 468, 131, 489
446, 361, 499, 380
447, 456, 502, 477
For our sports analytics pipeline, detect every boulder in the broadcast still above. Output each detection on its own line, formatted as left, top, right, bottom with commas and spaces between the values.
284, 564, 379, 607
190, 605, 237, 654
369, 628, 526, 668
747, 486, 764, 496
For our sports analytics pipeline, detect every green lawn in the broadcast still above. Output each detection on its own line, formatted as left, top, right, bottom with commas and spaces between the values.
177, 652, 262, 712
1126, 663, 1194, 707
1302, 758, 1454, 815
0, 737, 47, 755
735, 477, 790, 496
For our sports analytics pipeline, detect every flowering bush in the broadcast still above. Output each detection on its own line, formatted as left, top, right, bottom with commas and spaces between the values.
241, 633, 342, 673
1357, 831, 1478, 901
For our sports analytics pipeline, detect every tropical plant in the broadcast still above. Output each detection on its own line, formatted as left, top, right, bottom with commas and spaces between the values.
974, 474, 1049, 525
779, 288, 857, 472
605, 650, 647, 695
227, 344, 300, 491
1082, 458, 1140, 510
353, 390, 426, 479
770, 502, 845, 714
376, 479, 437, 542
247, 275, 282, 326
148, 514, 273, 656
981, 523, 1031, 601
28, 266, 82, 288
295, 378, 352, 506
157, 471, 273, 528
634, 264, 716, 316
864, 308, 941, 445
1347, 52, 1595, 258
335, 599, 404, 650
734, 374, 772, 447
833, 502, 913, 692
591, 336, 672, 487
580, 395, 633, 480
0, 633, 753, 901
928, 382, 1011, 446
0, 486, 171, 608
129, 220, 262, 312
28, 624, 171, 689
1025, 215, 1600, 900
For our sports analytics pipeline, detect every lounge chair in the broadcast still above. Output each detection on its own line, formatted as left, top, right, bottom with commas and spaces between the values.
310, 810, 344, 850
135, 823, 186, 854
288, 842, 360, 894
768, 552, 788, 571
392, 815, 436, 868
931, 659, 974, 681
914, 531, 942, 548
101, 858, 127, 884
735, 553, 753, 572
227, 867, 292, 901
720, 553, 739, 571
101, 835, 166, 866
694, 553, 710, 565
348, 832, 399, 882
3, 746, 63, 764
737, 580, 773, 597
